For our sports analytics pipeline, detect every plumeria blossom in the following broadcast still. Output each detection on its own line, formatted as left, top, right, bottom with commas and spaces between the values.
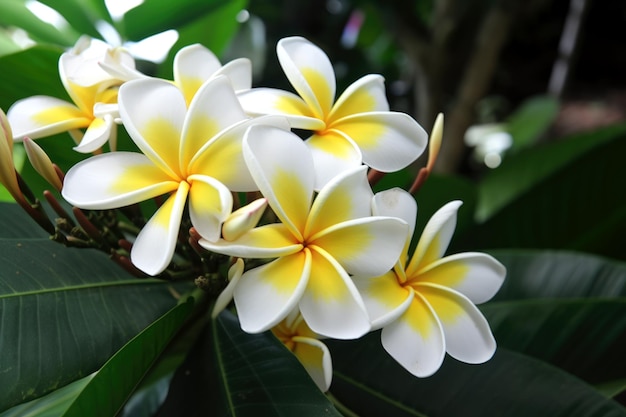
62, 76, 286, 275
237, 36, 428, 189
354, 191, 506, 377
7, 37, 127, 153
272, 309, 333, 392
199, 125, 409, 339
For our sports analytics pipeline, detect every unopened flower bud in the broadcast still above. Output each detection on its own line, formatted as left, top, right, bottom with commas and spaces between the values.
23, 137, 63, 191
222, 198, 267, 241
0, 108, 22, 201
426, 113, 443, 172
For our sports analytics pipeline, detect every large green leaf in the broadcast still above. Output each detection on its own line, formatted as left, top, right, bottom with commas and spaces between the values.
0, 0, 77, 46
60, 295, 196, 416
0, 238, 191, 411
38, 0, 110, 40
328, 334, 626, 417
459, 123, 626, 259
121, 0, 242, 41
155, 310, 342, 416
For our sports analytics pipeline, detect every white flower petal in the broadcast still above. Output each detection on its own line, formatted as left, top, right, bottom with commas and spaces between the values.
292, 336, 333, 392
61, 152, 178, 209
131, 182, 190, 276
331, 111, 428, 172
199, 223, 302, 258
237, 88, 325, 130
381, 291, 446, 377
173, 43, 221, 102
243, 125, 314, 239
418, 252, 506, 304
234, 252, 311, 333
305, 165, 373, 236
417, 283, 497, 364
181, 76, 248, 170
212, 258, 244, 318
187, 174, 233, 242
372, 187, 418, 238
305, 132, 362, 190
299, 247, 370, 339
118, 78, 186, 177
214, 58, 252, 91
328, 74, 389, 121
406, 200, 463, 277
277, 36, 336, 118
353, 272, 414, 329
7, 96, 90, 140
310, 216, 408, 277
73, 115, 114, 153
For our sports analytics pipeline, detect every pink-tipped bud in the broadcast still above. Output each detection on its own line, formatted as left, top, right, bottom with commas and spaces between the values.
23, 137, 63, 191
222, 198, 268, 241
426, 113, 444, 172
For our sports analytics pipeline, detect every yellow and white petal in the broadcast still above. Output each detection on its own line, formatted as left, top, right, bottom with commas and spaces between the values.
416, 252, 506, 304
305, 131, 362, 190
305, 165, 372, 237
7, 96, 90, 140
187, 174, 233, 242
292, 336, 332, 392
309, 216, 407, 277
234, 251, 311, 333
381, 292, 446, 377
212, 258, 244, 318
62, 152, 178, 209
199, 223, 302, 258
72, 114, 114, 153
173, 43, 222, 103
181, 76, 248, 172
353, 271, 414, 330
61, 51, 116, 87
243, 125, 314, 239
331, 111, 427, 172
372, 187, 417, 240
237, 88, 324, 130
118, 78, 186, 178
222, 198, 267, 241
406, 200, 463, 278
417, 282, 496, 364
189, 115, 290, 191
277, 37, 336, 119
214, 58, 252, 92
99, 48, 146, 81
299, 246, 370, 339
328, 74, 389, 122
131, 182, 190, 275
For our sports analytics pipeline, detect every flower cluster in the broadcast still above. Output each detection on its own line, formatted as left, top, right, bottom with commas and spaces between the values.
1, 35, 505, 392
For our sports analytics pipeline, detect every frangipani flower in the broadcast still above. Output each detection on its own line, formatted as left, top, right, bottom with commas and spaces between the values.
272, 309, 332, 392
237, 36, 428, 188
8, 37, 125, 153
200, 125, 409, 339
354, 190, 505, 377
62, 76, 284, 275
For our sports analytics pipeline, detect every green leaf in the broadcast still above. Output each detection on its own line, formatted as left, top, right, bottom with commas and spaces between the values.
121, 0, 243, 41
506, 95, 559, 151
38, 0, 111, 40
328, 334, 626, 417
156, 310, 342, 416
461, 123, 626, 259
0, 203, 50, 238
490, 250, 626, 301
0, 376, 93, 417
0, 239, 191, 411
0, 0, 78, 46
60, 295, 196, 417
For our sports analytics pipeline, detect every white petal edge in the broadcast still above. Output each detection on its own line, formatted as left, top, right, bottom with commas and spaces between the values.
130, 182, 189, 276
304, 133, 362, 191
212, 258, 244, 318
372, 187, 417, 238
73, 114, 114, 153
292, 336, 333, 392
187, 174, 233, 242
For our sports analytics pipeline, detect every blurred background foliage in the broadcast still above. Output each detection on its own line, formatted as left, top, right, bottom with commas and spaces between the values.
1, 0, 625, 415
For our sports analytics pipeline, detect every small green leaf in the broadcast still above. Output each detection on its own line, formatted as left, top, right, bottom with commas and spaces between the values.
506, 95, 559, 151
